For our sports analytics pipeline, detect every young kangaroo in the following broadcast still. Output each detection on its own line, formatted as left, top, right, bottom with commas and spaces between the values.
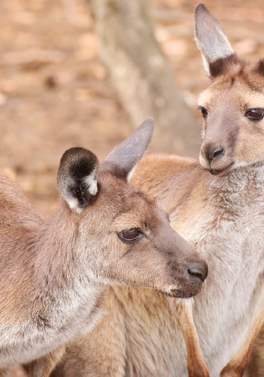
0, 119, 208, 377
48, 5, 264, 377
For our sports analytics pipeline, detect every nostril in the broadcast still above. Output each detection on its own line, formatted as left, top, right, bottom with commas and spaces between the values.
187, 262, 208, 282
187, 268, 203, 281
213, 147, 225, 161
204, 145, 225, 163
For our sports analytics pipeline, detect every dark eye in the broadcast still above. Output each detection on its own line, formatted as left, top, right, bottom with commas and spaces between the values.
198, 107, 208, 118
118, 228, 143, 244
246, 109, 264, 121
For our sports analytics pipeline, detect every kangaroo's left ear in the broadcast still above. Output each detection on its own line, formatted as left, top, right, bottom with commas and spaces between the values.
57, 147, 99, 213
195, 4, 234, 76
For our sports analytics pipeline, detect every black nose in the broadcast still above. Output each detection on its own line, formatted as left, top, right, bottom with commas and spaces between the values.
187, 262, 208, 282
203, 145, 225, 163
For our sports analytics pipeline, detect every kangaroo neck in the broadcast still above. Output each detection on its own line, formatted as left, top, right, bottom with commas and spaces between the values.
32, 201, 106, 328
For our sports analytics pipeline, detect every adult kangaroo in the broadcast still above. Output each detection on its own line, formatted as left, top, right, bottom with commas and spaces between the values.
0, 119, 207, 377
48, 4, 264, 377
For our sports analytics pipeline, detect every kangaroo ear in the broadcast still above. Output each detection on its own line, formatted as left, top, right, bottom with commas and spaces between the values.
195, 4, 234, 76
57, 147, 99, 213
102, 118, 154, 181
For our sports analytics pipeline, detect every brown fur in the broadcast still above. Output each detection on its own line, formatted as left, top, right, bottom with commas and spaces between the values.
0, 121, 207, 376
209, 53, 243, 78
247, 322, 264, 376
45, 5, 264, 377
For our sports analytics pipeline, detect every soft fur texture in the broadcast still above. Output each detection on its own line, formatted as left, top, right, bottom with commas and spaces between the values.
49, 5, 264, 377
50, 157, 264, 377
0, 120, 206, 376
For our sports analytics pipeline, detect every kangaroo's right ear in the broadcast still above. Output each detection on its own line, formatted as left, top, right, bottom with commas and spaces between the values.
195, 4, 234, 76
101, 118, 154, 182
57, 147, 99, 213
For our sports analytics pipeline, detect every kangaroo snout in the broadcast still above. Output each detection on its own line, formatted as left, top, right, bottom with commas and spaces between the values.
163, 235, 208, 298
162, 228, 209, 297
200, 139, 235, 175
201, 143, 225, 164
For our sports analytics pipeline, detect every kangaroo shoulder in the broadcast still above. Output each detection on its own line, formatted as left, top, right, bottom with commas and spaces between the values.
131, 154, 197, 194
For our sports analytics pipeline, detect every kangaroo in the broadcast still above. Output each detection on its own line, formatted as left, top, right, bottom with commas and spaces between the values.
46, 5, 264, 377
0, 119, 208, 377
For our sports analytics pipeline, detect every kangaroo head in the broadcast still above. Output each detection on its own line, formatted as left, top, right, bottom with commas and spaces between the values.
57, 119, 207, 298
195, 4, 264, 175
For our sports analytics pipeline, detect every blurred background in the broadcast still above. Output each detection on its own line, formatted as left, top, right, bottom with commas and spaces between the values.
0, 0, 264, 218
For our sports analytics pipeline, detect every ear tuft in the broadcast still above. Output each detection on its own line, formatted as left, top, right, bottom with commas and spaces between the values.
57, 147, 99, 213
195, 4, 234, 76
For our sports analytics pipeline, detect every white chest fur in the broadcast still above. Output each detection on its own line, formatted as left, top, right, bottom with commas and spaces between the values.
0, 282, 104, 368
177, 167, 264, 376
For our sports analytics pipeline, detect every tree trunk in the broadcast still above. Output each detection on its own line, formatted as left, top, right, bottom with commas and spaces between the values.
90, 0, 200, 156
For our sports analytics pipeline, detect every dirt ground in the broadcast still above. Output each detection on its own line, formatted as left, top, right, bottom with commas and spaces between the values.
1, 0, 264, 219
